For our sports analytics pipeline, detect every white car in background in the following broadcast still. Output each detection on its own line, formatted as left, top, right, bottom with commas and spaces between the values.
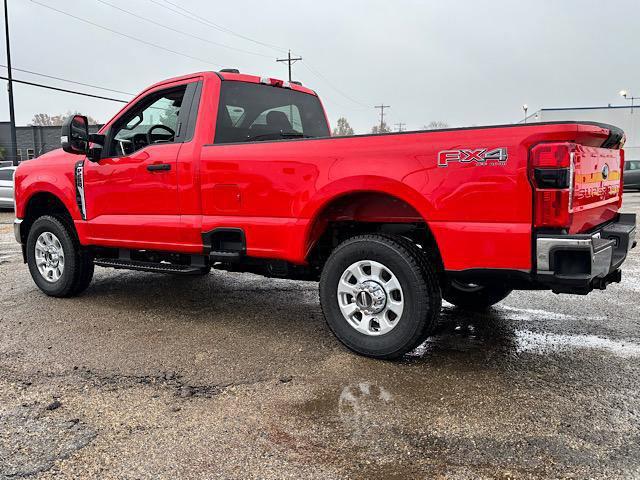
0, 166, 17, 209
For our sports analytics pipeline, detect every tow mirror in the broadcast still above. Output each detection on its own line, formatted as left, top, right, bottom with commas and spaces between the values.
61, 115, 89, 155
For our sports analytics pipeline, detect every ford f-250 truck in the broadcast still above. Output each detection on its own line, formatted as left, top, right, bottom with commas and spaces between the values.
13, 70, 637, 359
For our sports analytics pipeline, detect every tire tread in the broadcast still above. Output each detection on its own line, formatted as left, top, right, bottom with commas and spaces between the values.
26, 215, 93, 297
319, 233, 441, 359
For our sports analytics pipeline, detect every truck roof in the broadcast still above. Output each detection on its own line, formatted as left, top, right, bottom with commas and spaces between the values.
143, 71, 317, 97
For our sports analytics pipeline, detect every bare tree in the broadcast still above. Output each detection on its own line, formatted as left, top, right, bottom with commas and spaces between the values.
423, 121, 449, 130
30, 111, 99, 126
332, 117, 355, 136
371, 122, 393, 134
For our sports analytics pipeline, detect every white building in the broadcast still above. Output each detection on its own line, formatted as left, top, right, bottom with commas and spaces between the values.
523, 105, 639, 161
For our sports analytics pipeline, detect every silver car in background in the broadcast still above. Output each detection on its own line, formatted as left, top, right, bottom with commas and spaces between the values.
0, 166, 17, 209
624, 160, 640, 191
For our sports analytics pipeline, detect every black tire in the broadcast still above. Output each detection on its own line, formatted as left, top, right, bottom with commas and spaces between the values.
319, 234, 441, 359
71, 249, 95, 295
26, 215, 94, 298
443, 281, 512, 311
193, 266, 211, 275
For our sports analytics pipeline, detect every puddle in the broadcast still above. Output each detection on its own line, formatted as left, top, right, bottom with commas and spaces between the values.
514, 330, 640, 357
497, 305, 575, 321
442, 304, 608, 323
337, 382, 395, 455
406, 302, 640, 360
408, 326, 640, 359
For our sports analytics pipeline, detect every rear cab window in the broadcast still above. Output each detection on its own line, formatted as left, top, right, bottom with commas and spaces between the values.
214, 81, 329, 144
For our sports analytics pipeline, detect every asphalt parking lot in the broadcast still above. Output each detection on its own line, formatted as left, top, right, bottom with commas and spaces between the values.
0, 193, 639, 479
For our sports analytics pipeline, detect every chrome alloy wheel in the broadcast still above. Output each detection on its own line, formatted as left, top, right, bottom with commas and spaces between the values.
337, 260, 404, 336
34, 231, 65, 283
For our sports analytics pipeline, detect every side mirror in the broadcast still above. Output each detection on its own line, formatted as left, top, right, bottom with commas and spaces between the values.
87, 133, 105, 163
61, 115, 89, 155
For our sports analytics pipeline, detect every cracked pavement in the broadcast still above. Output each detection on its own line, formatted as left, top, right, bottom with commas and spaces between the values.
0, 192, 639, 479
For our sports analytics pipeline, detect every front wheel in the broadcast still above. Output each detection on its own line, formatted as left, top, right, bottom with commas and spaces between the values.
443, 281, 512, 311
319, 234, 441, 359
26, 216, 94, 297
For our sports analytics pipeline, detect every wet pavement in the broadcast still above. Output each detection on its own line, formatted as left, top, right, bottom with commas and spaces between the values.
0, 193, 639, 479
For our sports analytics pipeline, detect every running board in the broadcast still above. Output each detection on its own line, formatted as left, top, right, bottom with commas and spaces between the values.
94, 258, 206, 275
209, 250, 243, 262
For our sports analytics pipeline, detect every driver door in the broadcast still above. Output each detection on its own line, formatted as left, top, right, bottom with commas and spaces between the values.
83, 80, 199, 249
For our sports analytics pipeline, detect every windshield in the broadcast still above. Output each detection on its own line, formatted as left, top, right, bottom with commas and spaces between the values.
214, 81, 329, 144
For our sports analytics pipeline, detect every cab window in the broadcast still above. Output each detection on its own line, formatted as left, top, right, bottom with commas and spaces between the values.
109, 86, 187, 157
214, 81, 329, 144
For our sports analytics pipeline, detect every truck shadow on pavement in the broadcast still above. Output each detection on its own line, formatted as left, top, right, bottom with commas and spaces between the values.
43, 258, 637, 374
74, 267, 606, 365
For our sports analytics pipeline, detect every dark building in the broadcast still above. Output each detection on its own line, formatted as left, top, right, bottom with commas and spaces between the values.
0, 122, 103, 163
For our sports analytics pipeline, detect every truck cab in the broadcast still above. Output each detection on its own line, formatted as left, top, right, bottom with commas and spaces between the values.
13, 70, 637, 359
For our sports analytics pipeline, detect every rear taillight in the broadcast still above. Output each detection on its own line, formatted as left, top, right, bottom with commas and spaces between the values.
619, 148, 625, 208
530, 143, 575, 228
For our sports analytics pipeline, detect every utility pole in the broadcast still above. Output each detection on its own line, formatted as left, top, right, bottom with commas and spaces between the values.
3, 0, 17, 166
395, 122, 406, 132
374, 104, 390, 131
276, 50, 302, 82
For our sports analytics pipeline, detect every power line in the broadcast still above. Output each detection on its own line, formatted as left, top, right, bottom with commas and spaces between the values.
395, 122, 406, 132
0, 64, 134, 96
30, 0, 373, 120
0, 63, 359, 118
30, 0, 224, 68
374, 104, 390, 130
147, 0, 369, 112
148, 0, 361, 105
153, 0, 370, 112
276, 50, 302, 82
93, 0, 271, 59
301, 63, 369, 108
0, 76, 128, 103
148, 0, 288, 54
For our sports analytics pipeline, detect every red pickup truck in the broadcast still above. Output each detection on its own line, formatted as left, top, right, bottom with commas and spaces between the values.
13, 70, 637, 359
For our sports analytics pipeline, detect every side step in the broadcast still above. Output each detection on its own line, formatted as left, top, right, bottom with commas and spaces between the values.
94, 258, 207, 275
209, 250, 242, 262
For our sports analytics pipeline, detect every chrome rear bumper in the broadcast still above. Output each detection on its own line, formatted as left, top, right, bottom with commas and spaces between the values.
535, 213, 636, 294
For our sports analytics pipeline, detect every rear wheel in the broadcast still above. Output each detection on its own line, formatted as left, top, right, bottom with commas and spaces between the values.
26, 216, 94, 297
319, 234, 441, 359
443, 281, 512, 311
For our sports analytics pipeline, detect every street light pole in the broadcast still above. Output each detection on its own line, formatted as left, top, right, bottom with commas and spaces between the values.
620, 90, 638, 114
3, 0, 18, 166
522, 104, 528, 124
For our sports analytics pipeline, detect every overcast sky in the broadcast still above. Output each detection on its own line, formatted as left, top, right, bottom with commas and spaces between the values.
1, 0, 639, 133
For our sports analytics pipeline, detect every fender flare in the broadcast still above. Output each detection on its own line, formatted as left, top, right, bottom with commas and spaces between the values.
297, 175, 434, 259
18, 179, 81, 221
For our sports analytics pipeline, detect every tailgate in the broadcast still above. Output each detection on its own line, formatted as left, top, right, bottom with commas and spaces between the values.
570, 145, 622, 233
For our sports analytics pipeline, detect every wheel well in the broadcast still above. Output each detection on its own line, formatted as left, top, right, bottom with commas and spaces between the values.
306, 192, 444, 275
20, 192, 73, 244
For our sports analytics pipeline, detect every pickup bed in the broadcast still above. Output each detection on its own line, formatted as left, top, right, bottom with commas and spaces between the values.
13, 70, 637, 358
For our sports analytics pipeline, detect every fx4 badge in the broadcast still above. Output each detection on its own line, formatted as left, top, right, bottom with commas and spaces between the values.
438, 148, 508, 167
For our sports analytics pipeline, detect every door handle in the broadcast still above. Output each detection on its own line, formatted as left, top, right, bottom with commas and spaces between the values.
147, 163, 171, 172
